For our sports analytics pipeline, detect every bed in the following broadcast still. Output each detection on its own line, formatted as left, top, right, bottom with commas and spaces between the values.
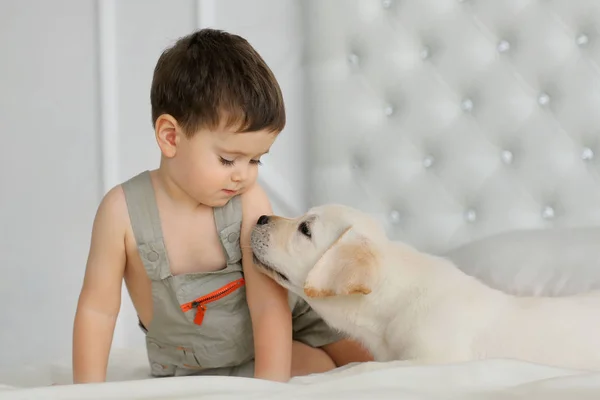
2, 0, 600, 398
2, 354, 600, 399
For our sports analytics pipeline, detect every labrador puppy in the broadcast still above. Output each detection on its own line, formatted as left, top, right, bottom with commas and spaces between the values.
250, 204, 600, 371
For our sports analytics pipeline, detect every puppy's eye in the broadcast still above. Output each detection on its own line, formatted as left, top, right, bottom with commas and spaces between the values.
298, 221, 311, 238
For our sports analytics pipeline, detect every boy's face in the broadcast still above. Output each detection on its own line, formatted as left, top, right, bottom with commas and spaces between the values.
158, 117, 277, 207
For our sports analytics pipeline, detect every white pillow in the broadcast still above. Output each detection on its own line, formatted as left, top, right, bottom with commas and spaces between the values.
443, 227, 600, 297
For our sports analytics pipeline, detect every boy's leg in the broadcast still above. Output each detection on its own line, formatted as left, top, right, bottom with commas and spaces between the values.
290, 340, 335, 377
290, 295, 374, 369
321, 338, 374, 367
175, 341, 340, 379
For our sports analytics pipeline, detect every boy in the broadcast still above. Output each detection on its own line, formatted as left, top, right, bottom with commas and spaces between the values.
72, 29, 372, 384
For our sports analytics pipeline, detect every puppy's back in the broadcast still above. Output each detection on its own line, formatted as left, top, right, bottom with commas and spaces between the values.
481, 290, 600, 371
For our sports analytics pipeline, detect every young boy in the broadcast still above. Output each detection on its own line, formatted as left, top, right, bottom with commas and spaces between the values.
72, 29, 372, 384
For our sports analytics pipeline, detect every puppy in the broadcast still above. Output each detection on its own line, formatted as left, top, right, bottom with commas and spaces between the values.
250, 204, 600, 371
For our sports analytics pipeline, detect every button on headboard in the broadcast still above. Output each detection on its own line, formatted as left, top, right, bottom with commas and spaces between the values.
303, 0, 600, 254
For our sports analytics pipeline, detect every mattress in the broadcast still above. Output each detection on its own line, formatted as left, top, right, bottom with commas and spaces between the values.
1, 348, 600, 399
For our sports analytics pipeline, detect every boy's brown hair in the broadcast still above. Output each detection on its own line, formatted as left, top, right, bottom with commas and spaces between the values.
150, 29, 286, 136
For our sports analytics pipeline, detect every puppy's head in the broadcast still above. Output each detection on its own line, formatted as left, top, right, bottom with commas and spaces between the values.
250, 204, 385, 299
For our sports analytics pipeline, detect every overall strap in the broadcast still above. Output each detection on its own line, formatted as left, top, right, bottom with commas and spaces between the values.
121, 171, 171, 281
213, 195, 243, 265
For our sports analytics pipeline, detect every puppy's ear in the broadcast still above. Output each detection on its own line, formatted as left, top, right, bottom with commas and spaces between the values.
303, 227, 379, 298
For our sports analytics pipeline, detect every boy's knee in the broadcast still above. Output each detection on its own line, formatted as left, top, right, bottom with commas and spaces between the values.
321, 338, 374, 367
291, 340, 336, 377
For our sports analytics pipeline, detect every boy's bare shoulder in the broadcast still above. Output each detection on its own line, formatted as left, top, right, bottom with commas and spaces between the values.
95, 184, 130, 229
240, 182, 272, 225
87, 183, 132, 261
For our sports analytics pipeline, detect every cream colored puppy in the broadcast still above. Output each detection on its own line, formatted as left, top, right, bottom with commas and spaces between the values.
250, 204, 600, 371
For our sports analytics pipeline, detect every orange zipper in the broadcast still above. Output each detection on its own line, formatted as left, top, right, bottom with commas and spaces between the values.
180, 278, 245, 325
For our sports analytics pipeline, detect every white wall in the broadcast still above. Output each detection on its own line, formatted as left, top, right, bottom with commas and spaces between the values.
0, 0, 306, 369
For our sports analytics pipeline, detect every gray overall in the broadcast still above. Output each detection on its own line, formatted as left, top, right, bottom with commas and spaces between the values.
121, 171, 344, 377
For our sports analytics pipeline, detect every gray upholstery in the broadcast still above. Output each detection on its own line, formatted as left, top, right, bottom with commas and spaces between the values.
444, 226, 600, 296
303, 0, 600, 256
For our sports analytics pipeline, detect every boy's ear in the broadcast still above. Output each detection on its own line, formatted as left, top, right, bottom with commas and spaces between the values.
155, 114, 182, 158
303, 227, 379, 298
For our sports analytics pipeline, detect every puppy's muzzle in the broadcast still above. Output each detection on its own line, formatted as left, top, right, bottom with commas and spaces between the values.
251, 216, 289, 282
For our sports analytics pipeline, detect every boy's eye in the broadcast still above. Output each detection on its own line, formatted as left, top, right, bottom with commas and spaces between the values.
220, 156, 262, 166
219, 157, 235, 166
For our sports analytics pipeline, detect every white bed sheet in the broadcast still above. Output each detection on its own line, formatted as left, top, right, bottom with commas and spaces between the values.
1, 348, 599, 400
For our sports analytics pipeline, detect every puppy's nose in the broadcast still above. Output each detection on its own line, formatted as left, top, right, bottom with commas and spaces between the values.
257, 215, 269, 225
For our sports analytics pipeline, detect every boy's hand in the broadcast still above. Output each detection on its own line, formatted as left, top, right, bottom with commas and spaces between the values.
72, 186, 127, 384
240, 183, 293, 382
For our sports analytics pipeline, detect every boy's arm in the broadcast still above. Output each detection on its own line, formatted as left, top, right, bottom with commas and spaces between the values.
72, 186, 127, 384
240, 183, 293, 382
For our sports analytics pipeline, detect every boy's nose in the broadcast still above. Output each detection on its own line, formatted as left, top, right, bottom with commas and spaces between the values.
231, 166, 249, 182
256, 215, 269, 225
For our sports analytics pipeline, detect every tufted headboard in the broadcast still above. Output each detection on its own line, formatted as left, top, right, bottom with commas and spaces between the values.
303, 0, 600, 254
